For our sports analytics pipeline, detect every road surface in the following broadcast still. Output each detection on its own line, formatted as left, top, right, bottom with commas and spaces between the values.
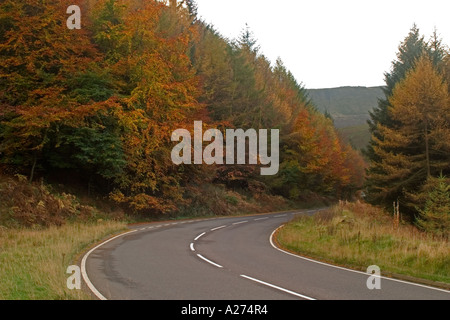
82, 210, 450, 300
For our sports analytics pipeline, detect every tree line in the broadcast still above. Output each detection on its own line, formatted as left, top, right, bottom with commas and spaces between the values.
0, 0, 366, 216
366, 25, 450, 237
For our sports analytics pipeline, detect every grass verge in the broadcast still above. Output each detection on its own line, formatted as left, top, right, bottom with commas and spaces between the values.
275, 201, 450, 287
0, 221, 127, 300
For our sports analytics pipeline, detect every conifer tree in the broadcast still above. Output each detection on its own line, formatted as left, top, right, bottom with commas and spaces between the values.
365, 26, 448, 209
416, 174, 450, 238
366, 25, 426, 164
367, 56, 450, 213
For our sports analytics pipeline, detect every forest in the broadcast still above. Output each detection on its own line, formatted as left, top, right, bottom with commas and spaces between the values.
0, 0, 366, 218
0, 1, 448, 237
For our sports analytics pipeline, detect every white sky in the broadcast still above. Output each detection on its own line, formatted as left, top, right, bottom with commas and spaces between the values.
195, 0, 450, 89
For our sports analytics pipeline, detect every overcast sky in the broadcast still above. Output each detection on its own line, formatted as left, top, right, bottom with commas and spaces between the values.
195, 0, 450, 89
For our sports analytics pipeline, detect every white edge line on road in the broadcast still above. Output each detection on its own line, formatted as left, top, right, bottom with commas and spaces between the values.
269, 226, 450, 294
194, 232, 206, 241
81, 229, 138, 301
240, 275, 316, 300
197, 254, 223, 268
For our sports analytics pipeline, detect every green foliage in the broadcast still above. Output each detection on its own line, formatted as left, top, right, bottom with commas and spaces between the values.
50, 125, 126, 180
68, 71, 115, 104
416, 174, 450, 238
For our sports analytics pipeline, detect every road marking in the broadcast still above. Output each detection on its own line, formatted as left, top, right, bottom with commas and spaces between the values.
233, 221, 248, 225
240, 275, 316, 300
190, 243, 195, 252
211, 225, 227, 231
194, 232, 206, 241
197, 254, 223, 268
269, 226, 450, 294
254, 217, 269, 221
274, 214, 287, 218
81, 230, 138, 301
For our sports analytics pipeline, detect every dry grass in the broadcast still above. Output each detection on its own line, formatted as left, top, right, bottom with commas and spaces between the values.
276, 201, 450, 285
0, 221, 127, 300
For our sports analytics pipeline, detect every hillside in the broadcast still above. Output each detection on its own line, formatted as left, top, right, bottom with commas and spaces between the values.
307, 86, 385, 127
0, 1, 366, 221
307, 86, 385, 150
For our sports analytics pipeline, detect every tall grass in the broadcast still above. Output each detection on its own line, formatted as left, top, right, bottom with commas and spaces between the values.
276, 201, 450, 285
0, 221, 127, 300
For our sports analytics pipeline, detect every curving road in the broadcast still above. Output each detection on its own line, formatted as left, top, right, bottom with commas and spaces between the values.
82, 210, 450, 300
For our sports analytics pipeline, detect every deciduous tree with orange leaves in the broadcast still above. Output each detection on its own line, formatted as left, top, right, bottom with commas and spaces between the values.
0, 0, 367, 217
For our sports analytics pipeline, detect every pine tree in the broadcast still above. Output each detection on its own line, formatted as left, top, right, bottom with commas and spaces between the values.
365, 26, 448, 208
183, 0, 198, 21
366, 25, 426, 164
237, 24, 260, 53
416, 174, 450, 238
367, 56, 450, 213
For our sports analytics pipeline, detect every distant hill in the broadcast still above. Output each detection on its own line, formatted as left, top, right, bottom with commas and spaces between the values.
307, 86, 385, 150
307, 86, 385, 128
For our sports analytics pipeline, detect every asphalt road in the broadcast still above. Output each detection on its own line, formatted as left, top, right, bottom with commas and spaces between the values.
83, 210, 450, 300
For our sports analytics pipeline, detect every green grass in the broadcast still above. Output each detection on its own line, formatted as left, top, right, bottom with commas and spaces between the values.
276, 201, 450, 286
0, 221, 127, 300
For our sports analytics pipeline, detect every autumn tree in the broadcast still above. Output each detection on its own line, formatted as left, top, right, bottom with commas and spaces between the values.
272, 106, 365, 200
366, 25, 427, 166
0, 0, 111, 182
88, 0, 202, 214
365, 26, 449, 208
366, 56, 450, 214
190, 24, 235, 123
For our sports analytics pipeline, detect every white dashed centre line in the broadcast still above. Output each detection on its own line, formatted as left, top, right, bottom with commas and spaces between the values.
194, 232, 206, 241
232, 221, 248, 225
211, 225, 227, 231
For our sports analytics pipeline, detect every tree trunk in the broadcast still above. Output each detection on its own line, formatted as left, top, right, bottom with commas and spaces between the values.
424, 118, 431, 178
29, 153, 37, 183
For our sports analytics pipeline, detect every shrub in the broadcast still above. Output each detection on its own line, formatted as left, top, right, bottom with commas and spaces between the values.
0, 174, 99, 228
